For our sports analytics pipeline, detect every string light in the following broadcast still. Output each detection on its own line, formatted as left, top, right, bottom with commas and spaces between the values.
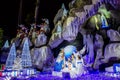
0, 72, 120, 79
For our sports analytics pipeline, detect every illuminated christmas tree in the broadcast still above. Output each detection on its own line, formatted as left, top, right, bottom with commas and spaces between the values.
21, 37, 32, 68
62, 3, 65, 9
3, 40, 9, 49
5, 43, 16, 69
101, 14, 109, 28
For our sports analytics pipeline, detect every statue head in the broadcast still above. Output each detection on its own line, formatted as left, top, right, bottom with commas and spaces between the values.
107, 29, 120, 41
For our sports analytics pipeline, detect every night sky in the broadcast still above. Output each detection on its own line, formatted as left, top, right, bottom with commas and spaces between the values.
0, 0, 72, 39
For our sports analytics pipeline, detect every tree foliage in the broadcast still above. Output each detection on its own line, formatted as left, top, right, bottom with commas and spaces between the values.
0, 28, 3, 48
74, 0, 92, 9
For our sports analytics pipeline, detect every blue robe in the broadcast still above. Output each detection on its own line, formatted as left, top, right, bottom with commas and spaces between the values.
54, 60, 64, 72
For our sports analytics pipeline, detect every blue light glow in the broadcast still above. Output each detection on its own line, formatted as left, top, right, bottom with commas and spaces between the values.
64, 45, 76, 59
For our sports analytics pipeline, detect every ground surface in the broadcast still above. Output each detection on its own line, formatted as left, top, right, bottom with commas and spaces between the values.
0, 71, 120, 80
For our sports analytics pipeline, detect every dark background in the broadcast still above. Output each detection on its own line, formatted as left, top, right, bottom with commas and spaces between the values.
0, 0, 72, 40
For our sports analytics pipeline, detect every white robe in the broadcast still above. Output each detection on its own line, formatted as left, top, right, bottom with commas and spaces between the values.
75, 58, 86, 75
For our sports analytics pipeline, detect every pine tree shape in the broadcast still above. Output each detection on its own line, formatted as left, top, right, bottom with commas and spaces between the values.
101, 14, 109, 28
63, 8, 68, 17
3, 40, 9, 48
61, 3, 65, 9
5, 43, 16, 69
21, 37, 32, 68
61, 3, 68, 17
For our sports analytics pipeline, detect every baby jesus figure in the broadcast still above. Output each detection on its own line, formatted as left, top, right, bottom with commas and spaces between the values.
61, 57, 76, 72
66, 58, 73, 70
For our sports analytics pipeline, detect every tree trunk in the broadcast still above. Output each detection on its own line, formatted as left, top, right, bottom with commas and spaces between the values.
18, 0, 23, 25
35, 0, 40, 24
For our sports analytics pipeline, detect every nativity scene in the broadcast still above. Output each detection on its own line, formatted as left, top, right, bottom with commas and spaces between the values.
0, 0, 120, 79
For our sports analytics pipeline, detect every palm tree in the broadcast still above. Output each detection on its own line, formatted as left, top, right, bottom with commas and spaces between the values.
0, 28, 3, 48
18, 0, 23, 25
35, 0, 40, 24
